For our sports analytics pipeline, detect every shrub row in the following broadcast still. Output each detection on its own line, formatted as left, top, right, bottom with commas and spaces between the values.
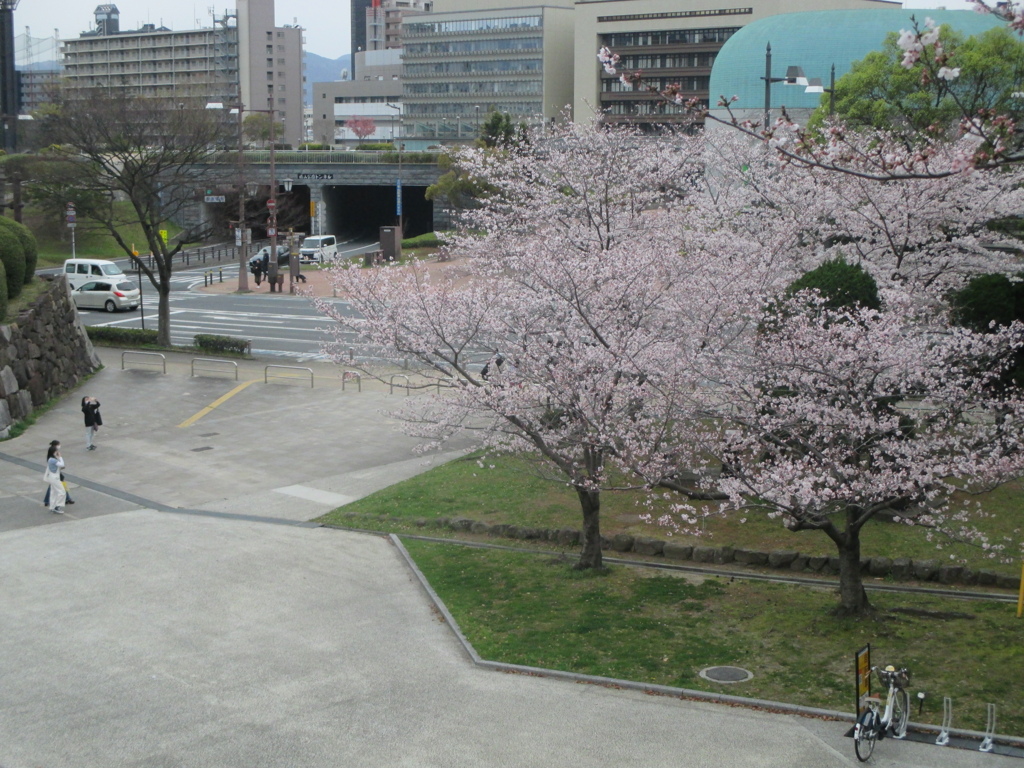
337, 512, 1022, 591
194, 333, 251, 355
401, 232, 448, 249
86, 326, 159, 345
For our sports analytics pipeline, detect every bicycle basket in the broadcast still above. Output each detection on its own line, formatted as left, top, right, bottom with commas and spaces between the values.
878, 667, 910, 688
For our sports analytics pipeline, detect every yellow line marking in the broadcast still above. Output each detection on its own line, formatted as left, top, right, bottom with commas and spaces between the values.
177, 379, 258, 428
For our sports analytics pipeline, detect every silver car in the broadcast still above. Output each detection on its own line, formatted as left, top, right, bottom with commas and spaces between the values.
73, 279, 141, 312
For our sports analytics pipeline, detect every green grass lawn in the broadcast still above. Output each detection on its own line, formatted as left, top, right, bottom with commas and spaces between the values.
318, 452, 1023, 576
318, 451, 1024, 735
404, 538, 1024, 735
24, 203, 185, 268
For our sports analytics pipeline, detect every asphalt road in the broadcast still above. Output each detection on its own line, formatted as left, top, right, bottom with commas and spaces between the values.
56, 238, 379, 360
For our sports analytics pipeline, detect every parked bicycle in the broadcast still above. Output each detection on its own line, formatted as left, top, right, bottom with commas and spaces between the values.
854, 665, 911, 761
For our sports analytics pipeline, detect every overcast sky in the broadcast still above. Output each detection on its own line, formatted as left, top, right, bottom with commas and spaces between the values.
15, 0, 352, 61
15, 0, 980, 65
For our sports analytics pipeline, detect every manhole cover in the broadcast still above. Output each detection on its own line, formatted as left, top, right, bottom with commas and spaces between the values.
699, 666, 753, 684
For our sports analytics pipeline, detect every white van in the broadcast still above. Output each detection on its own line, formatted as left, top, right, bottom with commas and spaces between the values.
64, 259, 127, 290
299, 235, 338, 263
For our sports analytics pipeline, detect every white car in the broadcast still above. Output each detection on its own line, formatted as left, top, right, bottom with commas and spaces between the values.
73, 279, 141, 312
299, 235, 338, 263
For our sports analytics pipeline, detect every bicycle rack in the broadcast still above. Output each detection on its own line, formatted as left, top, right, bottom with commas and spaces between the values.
264, 365, 314, 388
389, 374, 410, 395
342, 371, 362, 392
936, 697, 952, 746
980, 703, 996, 752
191, 358, 238, 381
121, 351, 166, 374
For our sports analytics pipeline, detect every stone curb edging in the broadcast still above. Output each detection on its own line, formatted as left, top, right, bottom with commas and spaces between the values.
387, 533, 1024, 749
337, 513, 1022, 592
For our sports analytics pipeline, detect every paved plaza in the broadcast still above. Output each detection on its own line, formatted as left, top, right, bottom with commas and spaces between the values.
0, 348, 1018, 767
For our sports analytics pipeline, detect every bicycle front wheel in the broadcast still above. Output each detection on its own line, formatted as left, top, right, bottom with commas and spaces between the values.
855, 710, 877, 762
891, 688, 910, 739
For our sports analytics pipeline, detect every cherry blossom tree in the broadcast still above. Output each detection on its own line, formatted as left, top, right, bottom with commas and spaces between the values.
316, 121, 711, 570
678, 291, 1024, 616
667, 137, 1024, 615
315, 116, 1024, 612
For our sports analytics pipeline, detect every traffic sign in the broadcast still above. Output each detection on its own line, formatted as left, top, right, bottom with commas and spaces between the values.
204, 195, 226, 203
266, 199, 276, 209
267, 227, 277, 237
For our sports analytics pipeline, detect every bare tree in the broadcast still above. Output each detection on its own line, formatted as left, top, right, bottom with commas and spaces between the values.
39, 90, 232, 346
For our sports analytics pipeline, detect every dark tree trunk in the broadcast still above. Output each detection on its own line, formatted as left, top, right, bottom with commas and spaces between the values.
834, 527, 872, 617
157, 283, 172, 347
574, 487, 603, 570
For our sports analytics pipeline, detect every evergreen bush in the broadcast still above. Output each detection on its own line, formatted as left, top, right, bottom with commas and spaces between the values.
0, 218, 38, 283
0, 227, 25, 300
786, 257, 881, 311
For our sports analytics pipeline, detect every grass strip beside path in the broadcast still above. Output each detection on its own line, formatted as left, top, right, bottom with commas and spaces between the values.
318, 453, 1023, 576
403, 538, 1024, 735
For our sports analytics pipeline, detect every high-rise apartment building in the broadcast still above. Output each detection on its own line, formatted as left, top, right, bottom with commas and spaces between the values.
366, 0, 433, 51
60, 0, 303, 145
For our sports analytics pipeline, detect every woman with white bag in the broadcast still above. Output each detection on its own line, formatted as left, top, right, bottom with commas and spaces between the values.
43, 442, 66, 514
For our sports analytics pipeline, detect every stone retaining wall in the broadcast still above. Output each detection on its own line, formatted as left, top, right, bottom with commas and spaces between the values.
339, 512, 1023, 591
0, 277, 101, 437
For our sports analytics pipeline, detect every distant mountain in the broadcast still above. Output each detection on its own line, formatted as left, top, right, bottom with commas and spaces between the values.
17, 60, 60, 71
305, 52, 352, 105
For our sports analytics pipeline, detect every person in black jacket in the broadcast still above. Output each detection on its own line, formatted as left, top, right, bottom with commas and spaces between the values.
82, 396, 102, 451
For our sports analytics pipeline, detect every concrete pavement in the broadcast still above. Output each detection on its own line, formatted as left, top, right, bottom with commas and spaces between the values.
0, 347, 1018, 767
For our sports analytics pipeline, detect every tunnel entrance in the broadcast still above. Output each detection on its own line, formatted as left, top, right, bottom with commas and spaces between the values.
319, 184, 434, 241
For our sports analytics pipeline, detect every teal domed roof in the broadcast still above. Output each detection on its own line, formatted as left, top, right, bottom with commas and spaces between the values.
708, 9, 1005, 114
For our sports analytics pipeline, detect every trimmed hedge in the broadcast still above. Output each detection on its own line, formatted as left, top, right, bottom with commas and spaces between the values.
357, 142, 395, 151
86, 326, 160, 345
402, 232, 448, 249
194, 333, 251, 355
0, 218, 38, 283
0, 227, 24, 300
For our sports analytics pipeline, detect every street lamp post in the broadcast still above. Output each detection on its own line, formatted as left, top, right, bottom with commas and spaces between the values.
804, 63, 837, 117
234, 104, 249, 292
385, 103, 402, 230
208, 101, 260, 291
762, 42, 807, 129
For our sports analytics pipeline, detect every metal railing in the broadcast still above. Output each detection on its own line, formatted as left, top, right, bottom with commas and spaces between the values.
207, 149, 441, 166
140, 241, 260, 273
121, 351, 166, 373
